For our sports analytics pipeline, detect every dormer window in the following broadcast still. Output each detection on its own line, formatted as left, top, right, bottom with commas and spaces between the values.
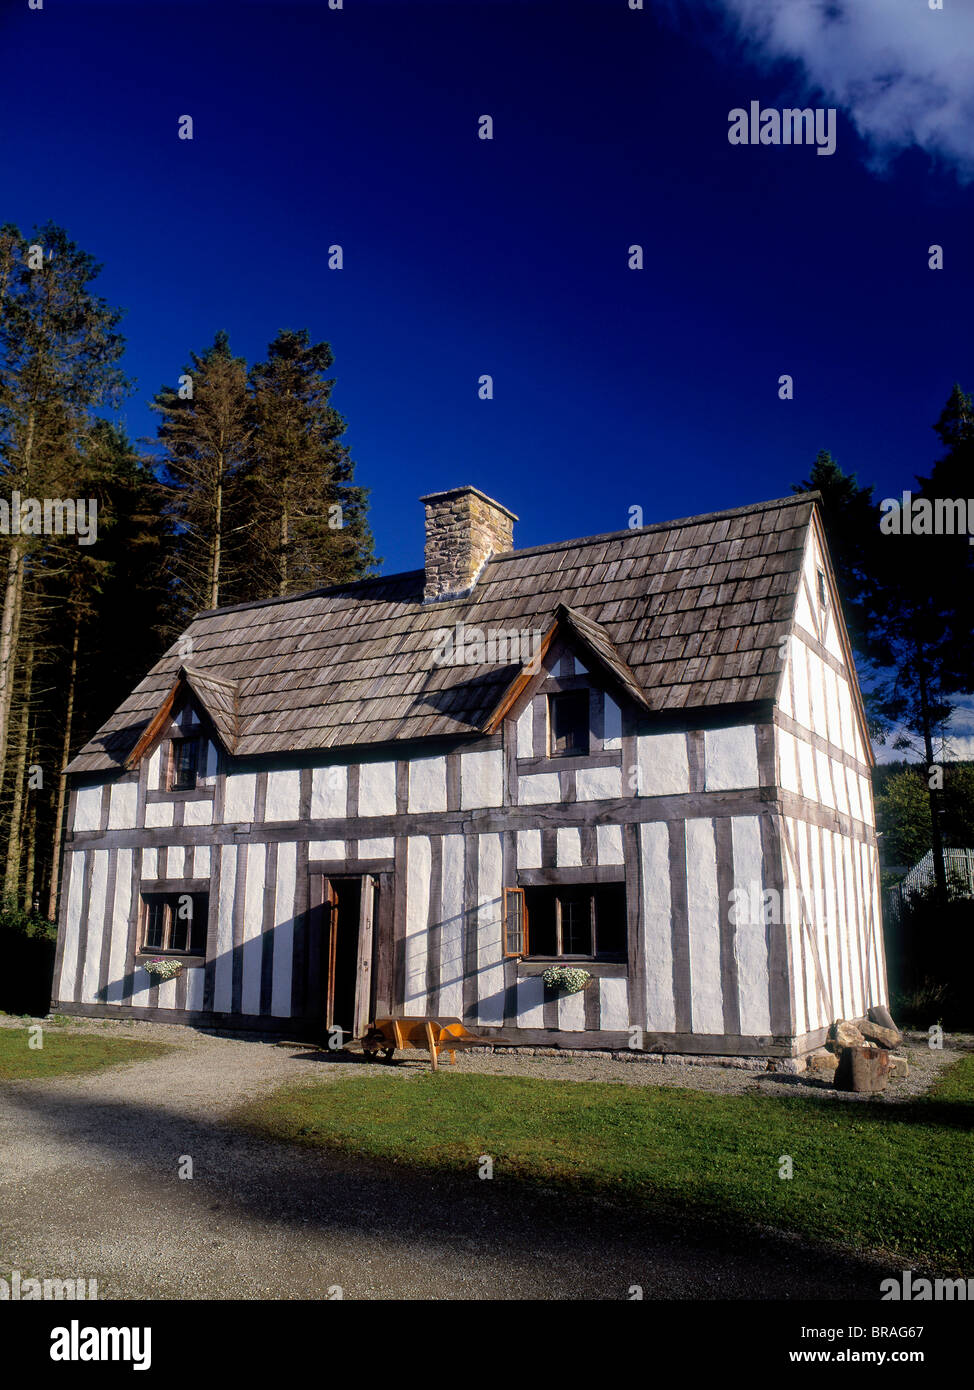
169, 737, 200, 791
548, 689, 589, 757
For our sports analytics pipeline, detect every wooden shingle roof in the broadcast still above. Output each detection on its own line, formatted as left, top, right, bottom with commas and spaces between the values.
67, 493, 819, 774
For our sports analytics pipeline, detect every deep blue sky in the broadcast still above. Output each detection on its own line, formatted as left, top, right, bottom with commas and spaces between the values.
1, 0, 969, 580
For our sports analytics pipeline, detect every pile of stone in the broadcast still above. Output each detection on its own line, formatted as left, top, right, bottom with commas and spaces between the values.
806, 1006, 907, 1093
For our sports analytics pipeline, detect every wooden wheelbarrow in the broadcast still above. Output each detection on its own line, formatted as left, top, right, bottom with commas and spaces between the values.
355, 1017, 513, 1071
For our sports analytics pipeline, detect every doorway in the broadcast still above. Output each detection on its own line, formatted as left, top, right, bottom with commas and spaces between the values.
310, 873, 377, 1042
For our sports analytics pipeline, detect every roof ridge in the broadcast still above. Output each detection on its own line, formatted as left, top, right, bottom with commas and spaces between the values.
187, 492, 819, 622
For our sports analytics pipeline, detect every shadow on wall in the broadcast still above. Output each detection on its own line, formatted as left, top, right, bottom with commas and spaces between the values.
65, 893, 499, 1035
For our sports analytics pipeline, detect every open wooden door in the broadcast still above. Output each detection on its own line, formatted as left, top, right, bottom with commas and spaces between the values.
322, 878, 340, 1030
353, 874, 376, 1039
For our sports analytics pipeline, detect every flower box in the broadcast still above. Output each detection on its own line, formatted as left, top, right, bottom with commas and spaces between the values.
542, 966, 592, 995
143, 958, 184, 982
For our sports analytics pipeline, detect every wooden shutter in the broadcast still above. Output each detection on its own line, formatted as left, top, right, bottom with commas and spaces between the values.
503, 887, 526, 957
353, 874, 376, 1038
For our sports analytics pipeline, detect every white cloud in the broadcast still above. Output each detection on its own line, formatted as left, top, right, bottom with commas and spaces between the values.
711, 0, 974, 180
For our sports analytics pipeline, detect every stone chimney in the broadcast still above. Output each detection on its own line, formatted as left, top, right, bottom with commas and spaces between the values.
421, 486, 518, 602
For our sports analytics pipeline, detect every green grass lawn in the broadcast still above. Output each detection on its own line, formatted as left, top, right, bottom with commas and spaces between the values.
233, 1057, 974, 1272
0, 1026, 172, 1080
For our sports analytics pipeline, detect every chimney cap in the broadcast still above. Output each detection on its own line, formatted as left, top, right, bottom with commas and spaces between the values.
419, 484, 518, 524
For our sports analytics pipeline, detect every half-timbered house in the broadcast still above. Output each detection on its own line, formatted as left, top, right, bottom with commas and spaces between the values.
53, 485, 888, 1060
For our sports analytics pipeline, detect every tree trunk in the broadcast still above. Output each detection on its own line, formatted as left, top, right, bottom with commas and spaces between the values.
47, 612, 80, 921
0, 541, 25, 798
0, 407, 34, 795
23, 799, 37, 913
916, 653, 948, 907
4, 638, 34, 900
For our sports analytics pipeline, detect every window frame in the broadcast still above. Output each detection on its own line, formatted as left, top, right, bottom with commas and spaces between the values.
547, 688, 590, 758
167, 735, 201, 792
139, 891, 208, 957
502, 886, 526, 958
512, 882, 627, 962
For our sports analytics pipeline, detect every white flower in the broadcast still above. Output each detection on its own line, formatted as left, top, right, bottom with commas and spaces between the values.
542, 966, 591, 994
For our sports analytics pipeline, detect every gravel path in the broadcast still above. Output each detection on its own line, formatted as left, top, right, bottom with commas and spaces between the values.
1, 1016, 962, 1301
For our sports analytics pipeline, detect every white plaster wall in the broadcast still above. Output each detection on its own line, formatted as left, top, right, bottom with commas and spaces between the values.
265, 770, 301, 822
359, 761, 397, 818
195, 846, 210, 877
147, 747, 162, 792
517, 829, 542, 869
686, 819, 723, 1033
797, 738, 816, 798
270, 841, 297, 1017
704, 726, 759, 792
184, 799, 213, 827
141, 848, 158, 879
74, 785, 102, 833
556, 827, 582, 866
815, 749, 834, 809
730, 816, 771, 1036
637, 732, 689, 797
80, 851, 109, 1004
476, 833, 505, 1024
185, 967, 205, 1012
108, 782, 137, 831
516, 704, 533, 758
213, 844, 237, 1013
516, 975, 545, 1027
778, 728, 800, 794
166, 846, 185, 879
576, 765, 622, 801
157, 975, 178, 1010
241, 843, 266, 1016
408, 756, 447, 814
599, 977, 629, 1031
519, 772, 560, 805
558, 988, 586, 1031
438, 835, 465, 1017
144, 802, 174, 829
105, 849, 132, 1005
405, 836, 431, 1012
597, 823, 624, 865
356, 837, 394, 858
224, 773, 256, 823
640, 821, 674, 1031
461, 750, 503, 809
308, 839, 345, 860
311, 765, 347, 819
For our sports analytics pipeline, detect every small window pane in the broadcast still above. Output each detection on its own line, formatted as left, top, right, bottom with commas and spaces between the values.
559, 891, 593, 955
144, 898, 166, 950
172, 739, 199, 791
189, 893, 208, 952
524, 888, 556, 956
549, 690, 589, 756
141, 892, 208, 955
504, 889, 525, 956
594, 883, 627, 957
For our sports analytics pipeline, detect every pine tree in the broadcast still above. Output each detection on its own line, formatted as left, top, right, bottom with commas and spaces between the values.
793, 449, 879, 658
245, 329, 376, 599
0, 224, 128, 801
151, 331, 253, 622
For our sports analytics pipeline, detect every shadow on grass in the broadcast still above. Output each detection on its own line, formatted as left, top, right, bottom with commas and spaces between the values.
2, 1068, 924, 1299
